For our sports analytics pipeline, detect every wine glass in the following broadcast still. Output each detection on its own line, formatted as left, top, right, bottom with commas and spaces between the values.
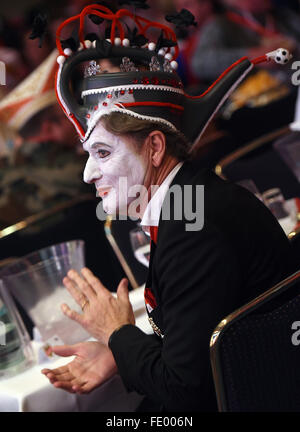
262, 188, 289, 220
130, 225, 151, 268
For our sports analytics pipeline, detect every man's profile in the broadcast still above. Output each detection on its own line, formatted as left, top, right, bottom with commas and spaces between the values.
41, 2, 294, 411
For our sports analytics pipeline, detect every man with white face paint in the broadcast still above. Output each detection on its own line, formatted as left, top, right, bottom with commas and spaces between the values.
82, 122, 147, 216
42, 4, 294, 411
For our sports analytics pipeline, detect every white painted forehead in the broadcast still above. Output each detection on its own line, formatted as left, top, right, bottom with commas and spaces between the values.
82, 123, 106, 149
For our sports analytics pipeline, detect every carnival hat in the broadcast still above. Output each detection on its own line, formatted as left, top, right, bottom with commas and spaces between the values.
54, 3, 292, 148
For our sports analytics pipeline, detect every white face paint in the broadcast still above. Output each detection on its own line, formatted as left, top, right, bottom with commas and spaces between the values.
83, 121, 147, 216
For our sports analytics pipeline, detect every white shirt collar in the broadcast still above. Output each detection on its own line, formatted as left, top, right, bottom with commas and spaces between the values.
140, 162, 183, 233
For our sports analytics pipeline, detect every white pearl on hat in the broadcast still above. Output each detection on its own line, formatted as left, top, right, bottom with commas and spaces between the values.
78, 42, 84, 51
114, 37, 121, 46
122, 38, 130, 47
92, 40, 97, 48
170, 60, 178, 70
165, 53, 173, 61
106, 39, 111, 43
148, 42, 156, 51
57, 55, 66, 65
84, 40, 92, 48
158, 48, 166, 56
63, 48, 72, 56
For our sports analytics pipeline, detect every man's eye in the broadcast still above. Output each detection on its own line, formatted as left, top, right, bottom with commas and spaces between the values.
97, 149, 110, 158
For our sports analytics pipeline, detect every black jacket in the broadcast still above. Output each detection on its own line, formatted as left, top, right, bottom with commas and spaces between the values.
109, 160, 293, 412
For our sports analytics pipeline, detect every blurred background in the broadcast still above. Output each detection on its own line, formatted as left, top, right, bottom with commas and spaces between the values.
1, 0, 300, 294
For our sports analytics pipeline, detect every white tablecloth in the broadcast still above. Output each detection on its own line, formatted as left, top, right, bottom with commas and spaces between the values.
0, 286, 152, 412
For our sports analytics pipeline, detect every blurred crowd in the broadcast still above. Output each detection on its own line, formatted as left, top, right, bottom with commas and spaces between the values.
0, 0, 300, 229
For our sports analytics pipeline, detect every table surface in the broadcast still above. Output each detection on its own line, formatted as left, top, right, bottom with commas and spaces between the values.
0, 286, 152, 412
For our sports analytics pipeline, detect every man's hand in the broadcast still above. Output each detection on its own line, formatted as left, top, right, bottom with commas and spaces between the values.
61, 268, 135, 345
41, 341, 117, 394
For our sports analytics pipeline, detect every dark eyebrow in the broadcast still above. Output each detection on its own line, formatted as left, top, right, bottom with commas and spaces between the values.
90, 142, 112, 149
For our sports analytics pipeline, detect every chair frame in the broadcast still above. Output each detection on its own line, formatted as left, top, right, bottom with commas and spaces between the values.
0, 193, 95, 240
210, 269, 300, 411
214, 125, 300, 241
214, 125, 290, 180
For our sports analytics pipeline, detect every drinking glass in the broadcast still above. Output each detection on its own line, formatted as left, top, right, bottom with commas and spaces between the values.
262, 188, 289, 220
0, 280, 35, 379
130, 226, 151, 268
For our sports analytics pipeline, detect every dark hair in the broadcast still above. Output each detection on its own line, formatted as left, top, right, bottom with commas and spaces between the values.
101, 112, 191, 161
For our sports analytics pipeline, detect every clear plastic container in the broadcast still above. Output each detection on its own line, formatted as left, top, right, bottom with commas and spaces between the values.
0, 280, 35, 379
0, 240, 90, 345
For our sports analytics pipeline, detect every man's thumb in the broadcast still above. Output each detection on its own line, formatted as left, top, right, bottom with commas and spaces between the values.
117, 278, 130, 303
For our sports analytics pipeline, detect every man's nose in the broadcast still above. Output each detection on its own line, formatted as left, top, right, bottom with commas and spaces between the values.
83, 156, 102, 184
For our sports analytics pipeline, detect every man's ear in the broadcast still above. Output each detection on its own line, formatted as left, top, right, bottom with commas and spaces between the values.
147, 130, 166, 168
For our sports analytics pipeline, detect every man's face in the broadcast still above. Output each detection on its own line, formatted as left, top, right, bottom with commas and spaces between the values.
83, 121, 147, 215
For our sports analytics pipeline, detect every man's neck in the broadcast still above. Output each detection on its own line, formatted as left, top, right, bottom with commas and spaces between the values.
139, 156, 180, 218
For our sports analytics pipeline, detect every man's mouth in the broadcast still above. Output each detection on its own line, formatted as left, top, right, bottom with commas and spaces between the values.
96, 187, 112, 198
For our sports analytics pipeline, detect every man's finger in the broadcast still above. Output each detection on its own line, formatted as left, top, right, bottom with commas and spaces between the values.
61, 303, 85, 326
53, 381, 76, 393
51, 371, 74, 382
63, 277, 88, 309
67, 269, 97, 300
41, 364, 68, 375
71, 376, 88, 390
50, 344, 79, 358
81, 267, 110, 296
117, 278, 130, 303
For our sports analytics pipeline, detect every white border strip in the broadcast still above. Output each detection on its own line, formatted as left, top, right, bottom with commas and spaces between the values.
82, 106, 179, 143
82, 84, 184, 98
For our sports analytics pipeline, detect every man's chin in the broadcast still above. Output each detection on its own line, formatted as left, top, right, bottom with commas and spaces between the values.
102, 201, 125, 218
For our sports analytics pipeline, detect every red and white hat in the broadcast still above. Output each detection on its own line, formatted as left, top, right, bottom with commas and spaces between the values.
55, 3, 292, 148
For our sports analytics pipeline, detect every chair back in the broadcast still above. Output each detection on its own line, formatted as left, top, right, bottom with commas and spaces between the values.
210, 271, 300, 411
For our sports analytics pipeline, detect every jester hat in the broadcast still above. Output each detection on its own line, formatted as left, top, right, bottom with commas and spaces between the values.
55, 3, 292, 148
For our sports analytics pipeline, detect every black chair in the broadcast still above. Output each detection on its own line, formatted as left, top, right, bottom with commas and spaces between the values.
210, 270, 300, 412
104, 216, 148, 290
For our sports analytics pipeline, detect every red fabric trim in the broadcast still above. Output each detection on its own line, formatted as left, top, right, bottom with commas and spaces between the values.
252, 54, 268, 65
56, 14, 81, 55
69, 113, 85, 137
55, 69, 85, 139
55, 5, 179, 59
150, 226, 158, 244
184, 56, 249, 100
55, 69, 67, 116
144, 286, 157, 310
120, 101, 184, 111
